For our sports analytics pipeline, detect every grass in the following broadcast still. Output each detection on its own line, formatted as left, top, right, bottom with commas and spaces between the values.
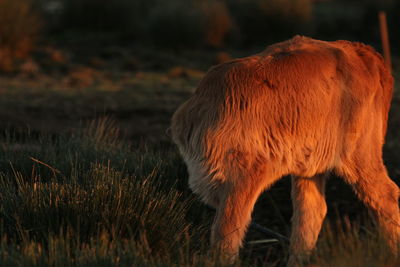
0, 118, 219, 266
0, 117, 398, 266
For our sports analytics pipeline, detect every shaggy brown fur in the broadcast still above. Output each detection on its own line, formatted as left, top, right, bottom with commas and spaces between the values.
170, 36, 399, 265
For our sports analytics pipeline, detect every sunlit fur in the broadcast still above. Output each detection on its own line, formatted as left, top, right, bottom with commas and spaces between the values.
170, 36, 399, 265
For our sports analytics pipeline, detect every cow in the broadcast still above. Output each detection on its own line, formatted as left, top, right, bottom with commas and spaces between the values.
170, 36, 399, 265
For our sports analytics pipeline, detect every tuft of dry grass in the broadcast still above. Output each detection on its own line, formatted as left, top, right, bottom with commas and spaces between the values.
310, 218, 400, 267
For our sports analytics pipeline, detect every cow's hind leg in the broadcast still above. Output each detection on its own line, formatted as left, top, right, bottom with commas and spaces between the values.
288, 174, 328, 266
339, 157, 400, 255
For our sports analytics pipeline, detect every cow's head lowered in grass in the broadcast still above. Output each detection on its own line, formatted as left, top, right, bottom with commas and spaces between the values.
170, 36, 399, 266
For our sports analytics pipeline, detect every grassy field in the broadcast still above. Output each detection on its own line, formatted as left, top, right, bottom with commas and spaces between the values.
0, 44, 400, 266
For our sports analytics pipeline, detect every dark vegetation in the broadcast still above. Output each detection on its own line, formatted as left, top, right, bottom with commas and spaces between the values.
0, 0, 399, 265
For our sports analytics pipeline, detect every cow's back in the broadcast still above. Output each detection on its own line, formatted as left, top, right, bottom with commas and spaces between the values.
171, 36, 393, 182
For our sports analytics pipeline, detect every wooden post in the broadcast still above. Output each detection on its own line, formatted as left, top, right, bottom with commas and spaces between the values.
378, 11, 392, 72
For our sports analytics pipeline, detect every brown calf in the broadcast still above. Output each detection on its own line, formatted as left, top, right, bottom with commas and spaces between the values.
170, 36, 399, 265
